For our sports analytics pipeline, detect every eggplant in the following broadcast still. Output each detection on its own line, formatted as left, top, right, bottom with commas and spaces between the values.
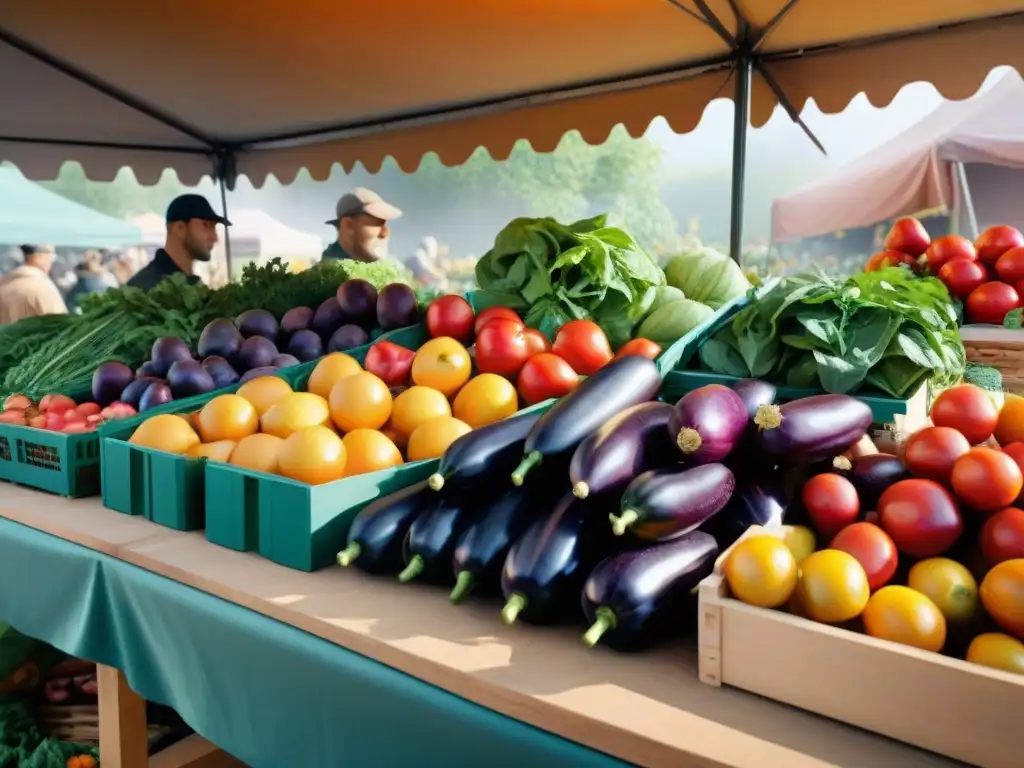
754, 394, 873, 463
450, 483, 554, 604
427, 409, 543, 493
501, 492, 617, 625
730, 378, 777, 418
700, 479, 788, 550
581, 531, 719, 651
849, 453, 908, 510
399, 496, 478, 584
569, 402, 675, 500
668, 384, 748, 464
337, 481, 439, 573
512, 356, 661, 486
611, 464, 735, 541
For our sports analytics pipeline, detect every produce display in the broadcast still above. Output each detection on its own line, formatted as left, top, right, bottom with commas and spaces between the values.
0, 393, 135, 434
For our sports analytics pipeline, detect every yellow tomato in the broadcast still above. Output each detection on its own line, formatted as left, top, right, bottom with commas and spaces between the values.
407, 416, 472, 462
129, 414, 200, 455
306, 353, 362, 400
907, 558, 978, 623
994, 393, 1024, 445
795, 549, 870, 624
278, 426, 347, 485
780, 525, 816, 564
236, 376, 294, 416
452, 373, 518, 428
261, 392, 331, 438
390, 386, 451, 436
328, 371, 392, 432
723, 535, 798, 608
197, 394, 259, 442
229, 433, 284, 474
980, 559, 1024, 640
862, 585, 946, 652
341, 429, 403, 476
186, 440, 236, 462
411, 337, 472, 397
966, 633, 1024, 675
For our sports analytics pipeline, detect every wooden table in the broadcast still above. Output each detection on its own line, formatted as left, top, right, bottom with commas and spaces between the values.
0, 486, 966, 768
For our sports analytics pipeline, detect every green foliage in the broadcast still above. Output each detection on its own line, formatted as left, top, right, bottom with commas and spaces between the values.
38, 162, 189, 218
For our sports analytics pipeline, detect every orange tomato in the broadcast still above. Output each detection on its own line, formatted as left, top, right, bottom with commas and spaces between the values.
390, 386, 451, 436
452, 373, 518, 428
951, 447, 1023, 511
229, 433, 284, 474
966, 633, 1024, 674
261, 392, 331, 439
278, 426, 347, 484
328, 371, 392, 432
236, 376, 294, 416
407, 416, 472, 461
980, 559, 1024, 640
995, 394, 1024, 445
128, 414, 200, 455
723, 535, 798, 608
794, 549, 870, 624
410, 337, 472, 397
186, 440, 236, 462
341, 429, 403, 476
196, 394, 259, 442
862, 585, 946, 652
865, 250, 918, 272
306, 353, 362, 400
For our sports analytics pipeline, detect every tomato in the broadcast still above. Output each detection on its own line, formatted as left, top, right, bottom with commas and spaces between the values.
877, 478, 963, 557
830, 522, 898, 591
995, 246, 1024, 284
39, 394, 76, 414
780, 524, 816, 564
406, 416, 472, 461
966, 281, 1021, 325
865, 250, 919, 272
3, 394, 31, 411
278, 425, 347, 485
903, 426, 970, 482
937, 258, 987, 298
862, 585, 946, 652
1003, 442, 1024, 495
976, 224, 1024, 264
723, 535, 798, 608
197, 394, 259, 442
966, 633, 1024, 674
925, 234, 976, 272
929, 384, 999, 445
305, 353, 359, 402
995, 394, 1024, 446
341, 428, 403, 476
516, 353, 579, 405
452, 373, 519, 428
0, 410, 26, 426
884, 217, 931, 256
795, 549, 871, 624
552, 320, 613, 375
522, 328, 551, 357
75, 402, 102, 418
425, 295, 475, 344
475, 319, 530, 378
613, 338, 662, 361
981, 507, 1024, 565
907, 557, 978, 623
364, 340, 416, 388
410, 337, 472, 397
261, 392, 332, 439
980, 559, 1024, 640
328, 372, 393, 432
800, 473, 860, 540
389, 386, 451, 437
951, 447, 1023, 511
474, 307, 523, 335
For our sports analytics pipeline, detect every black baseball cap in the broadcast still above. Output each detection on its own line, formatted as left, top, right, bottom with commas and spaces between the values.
166, 194, 231, 226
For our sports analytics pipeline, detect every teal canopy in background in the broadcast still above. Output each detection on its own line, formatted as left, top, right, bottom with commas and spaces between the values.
0, 168, 142, 248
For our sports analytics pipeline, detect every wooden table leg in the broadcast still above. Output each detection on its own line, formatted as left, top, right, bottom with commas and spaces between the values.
97, 664, 149, 768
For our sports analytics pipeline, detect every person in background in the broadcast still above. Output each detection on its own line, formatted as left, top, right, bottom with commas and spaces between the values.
0, 245, 68, 324
406, 236, 448, 288
64, 251, 118, 312
127, 194, 229, 290
322, 187, 402, 262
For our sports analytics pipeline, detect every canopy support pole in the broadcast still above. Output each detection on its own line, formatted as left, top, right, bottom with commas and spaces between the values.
728, 55, 752, 264
214, 152, 238, 281
954, 162, 979, 239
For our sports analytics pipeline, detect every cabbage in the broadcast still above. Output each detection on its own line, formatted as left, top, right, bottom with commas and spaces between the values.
664, 248, 751, 309
635, 298, 714, 346
646, 286, 686, 317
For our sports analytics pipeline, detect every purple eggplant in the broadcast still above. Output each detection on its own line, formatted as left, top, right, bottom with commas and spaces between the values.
700, 479, 788, 550
512, 356, 661, 486
611, 464, 735, 540
730, 378, 777, 419
569, 402, 675, 500
848, 453, 908, 510
668, 384, 748, 464
582, 531, 718, 651
399, 496, 479, 585
500, 492, 617, 626
754, 394, 873, 463
337, 481, 439, 574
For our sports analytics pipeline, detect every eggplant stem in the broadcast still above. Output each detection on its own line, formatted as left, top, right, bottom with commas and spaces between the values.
336, 542, 361, 568
450, 571, 474, 604
572, 481, 589, 499
676, 427, 703, 454
583, 607, 617, 647
511, 451, 542, 487
753, 403, 783, 430
427, 473, 445, 491
609, 509, 640, 536
398, 555, 425, 583
501, 593, 527, 624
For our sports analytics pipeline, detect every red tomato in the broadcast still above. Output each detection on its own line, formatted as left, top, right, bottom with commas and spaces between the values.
801, 473, 860, 540
902, 426, 971, 482
475, 319, 530, 378
474, 307, 523, 335
552, 320, 613, 375
980, 507, 1024, 565
951, 447, 1023, 511
830, 522, 899, 591
39, 394, 76, 414
522, 328, 550, 357
60, 422, 95, 434
884, 217, 931, 257
975, 225, 1024, 264
938, 258, 988, 298
613, 338, 662, 361
425, 295, 475, 343
364, 341, 416, 388
865, 250, 919, 272
1002, 442, 1024, 498
929, 384, 999, 445
75, 402, 102, 418
516, 353, 579, 405
925, 234, 976, 272
965, 281, 1021, 325
877, 478, 963, 557
995, 246, 1024, 284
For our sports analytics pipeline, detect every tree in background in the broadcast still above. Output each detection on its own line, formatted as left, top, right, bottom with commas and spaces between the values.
39, 163, 190, 218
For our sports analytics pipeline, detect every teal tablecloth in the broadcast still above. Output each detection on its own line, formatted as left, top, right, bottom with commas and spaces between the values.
0, 519, 631, 768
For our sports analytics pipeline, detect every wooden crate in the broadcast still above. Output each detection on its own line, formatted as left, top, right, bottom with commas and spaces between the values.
38, 704, 172, 747
960, 325, 1024, 395
697, 526, 1024, 768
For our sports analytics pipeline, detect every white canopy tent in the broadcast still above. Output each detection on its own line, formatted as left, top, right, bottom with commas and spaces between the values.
212, 209, 323, 265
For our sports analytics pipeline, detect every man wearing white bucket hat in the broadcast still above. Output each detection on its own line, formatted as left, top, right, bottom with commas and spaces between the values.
322, 187, 402, 263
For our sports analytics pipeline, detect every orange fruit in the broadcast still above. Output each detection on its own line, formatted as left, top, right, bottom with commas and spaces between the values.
995, 393, 1024, 445
306, 353, 362, 400
186, 440, 236, 462
261, 392, 331, 438
236, 376, 294, 416
966, 632, 1024, 674
328, 371, 392, 432
229, 433, 284, 474
452, 373, 518, 428
128, 414, 200, 455
278, 425, 347, 485
196, 394, 259, 442
980, 559, 1024, 640
794, 549, 870, 624
723, 535, 798, 608
406, 416, 472, 462
862, 585, 946, 652
342, 429, 404, 476
390, 386, 451, 436
411, 337, 472, 397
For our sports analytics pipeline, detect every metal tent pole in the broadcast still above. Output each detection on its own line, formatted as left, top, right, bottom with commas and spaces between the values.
729, 56, 752, 264
218, 175, 232, 277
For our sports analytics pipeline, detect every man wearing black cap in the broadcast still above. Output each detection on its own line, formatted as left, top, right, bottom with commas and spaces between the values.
322, 187, 402, 263
127, 194, 230, 290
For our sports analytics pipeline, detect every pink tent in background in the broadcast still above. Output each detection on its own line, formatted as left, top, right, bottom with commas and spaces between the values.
771, 70, 1024, 244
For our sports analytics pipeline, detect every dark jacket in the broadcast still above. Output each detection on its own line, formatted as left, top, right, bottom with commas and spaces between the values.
321, 242, 353, 261
127, 249, 201, 291
65, 271, 116, 312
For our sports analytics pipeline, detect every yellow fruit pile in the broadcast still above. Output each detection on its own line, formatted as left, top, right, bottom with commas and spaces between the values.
128, 340, 521, 486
